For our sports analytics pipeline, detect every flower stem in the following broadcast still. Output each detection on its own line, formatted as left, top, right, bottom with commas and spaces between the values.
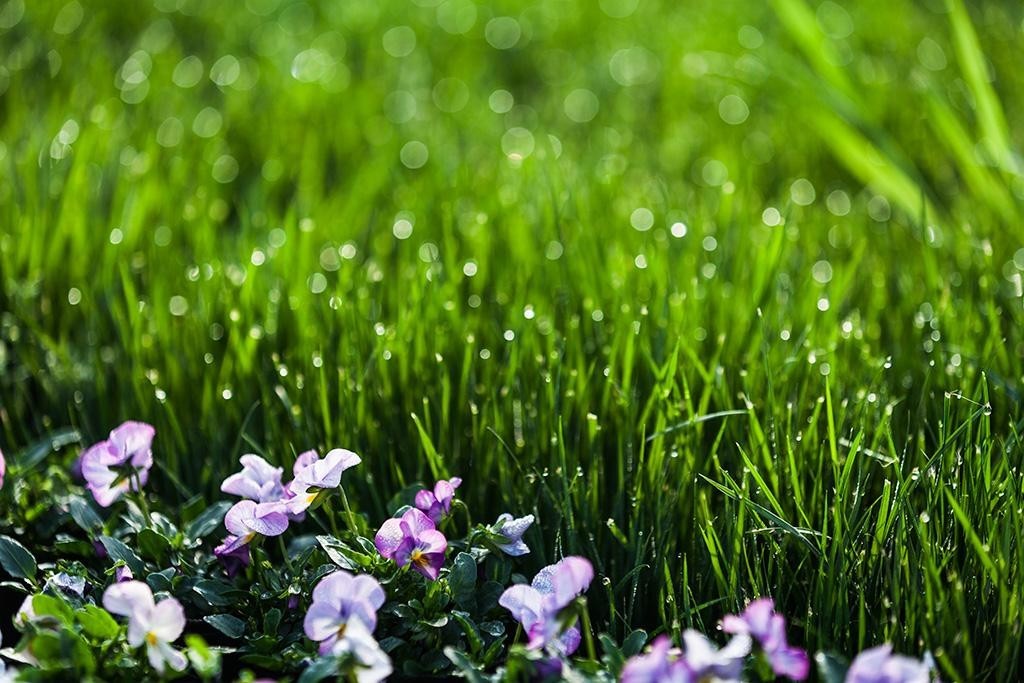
130, 469, 153, 526
337, 486, 359, 534
580, 598, 597, 661
277, 535, 294, 573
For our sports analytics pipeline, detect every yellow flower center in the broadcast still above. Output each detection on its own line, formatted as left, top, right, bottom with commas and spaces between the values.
146, 632, 158, 646
410, 549, 428, 567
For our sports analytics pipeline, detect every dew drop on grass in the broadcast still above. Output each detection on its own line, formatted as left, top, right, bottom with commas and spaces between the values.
400, 140, 428, 169
169, 295, 188, 316
67, 287, 81, 305
308, 273, 327, 294
718, 94, 749, 125
564, 88, 599, 123
393, 217, 414, 240
436, 0, 476, 35
501, 127, 534, 159
485, 17, 521, 50
489, 89, 514, 114
630, 207, 654, 231
790, 178, 816, 205
173, 55, 204, 88
382, 26, 416, 57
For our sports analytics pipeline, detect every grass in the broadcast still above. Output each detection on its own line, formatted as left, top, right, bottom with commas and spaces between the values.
2, 0, 1023, 678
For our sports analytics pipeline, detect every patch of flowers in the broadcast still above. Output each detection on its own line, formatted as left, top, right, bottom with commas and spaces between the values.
0, 425, 940, 681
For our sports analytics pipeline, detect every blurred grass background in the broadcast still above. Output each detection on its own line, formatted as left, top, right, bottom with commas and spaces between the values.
2, 0, 1023, 678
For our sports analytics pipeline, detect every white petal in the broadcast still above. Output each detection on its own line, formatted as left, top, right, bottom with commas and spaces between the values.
103, 581, 154, 618
148, 599, 186, 642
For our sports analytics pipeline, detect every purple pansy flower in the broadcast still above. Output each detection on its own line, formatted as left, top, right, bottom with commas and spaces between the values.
0, 446, 5, 489
621, 635, 691, 683
679, 629, 751, 682
286, 448, 361, 516
498, 556, 594, 654
374, 508, 448, 580
303, 570, 386, 655
218, 500, 290, 555
46, 572, 86, 599
845, 644, 936, 683
115, 566, 134, 583
221, 454, 285, 503
103, 581, 187, 674
327, 615, 393, 683
491, 513, 534, 556
414, 477, 462, 524
722, 598, 809, 680
214, 537, 252, 577
80, 421, 155, 507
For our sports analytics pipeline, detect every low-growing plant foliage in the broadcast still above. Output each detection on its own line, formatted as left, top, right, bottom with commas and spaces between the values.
0, 429, 939, 681
2, 0, 1023, 680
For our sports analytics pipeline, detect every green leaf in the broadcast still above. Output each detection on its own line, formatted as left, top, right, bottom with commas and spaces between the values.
263, 607, 282, 635
193, 579, 240, 607
622, 629, 648, 657
815, 651, 849, 683
450, 611, 484, 654
186, 634, 222, 679
146, 568, 176, 593
185, 501, 232, 541
316, 535, 370, 570
0, 535, 37, 580
448, 552, 477, 609
13, 428, 80, 471
99, 536, 145, 576
76, 605, 120, 640
444, 647, 488, 683
68, 496, 104, 534
298, 656, 340, 683
137, 528, 172, 564
203, 613, 246, 639
32, 594, 74, 626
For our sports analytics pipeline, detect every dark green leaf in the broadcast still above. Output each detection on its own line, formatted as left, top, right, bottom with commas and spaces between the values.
203, 613, 246, 639
185, 501, 232, 541
99, 536, 145, 576
815, 651, 849, 683
622, 629, 648, 657
137, 528, 172, 564
449, 552, 477, 609
444, 647, 488, 683
378, 636, 406, 653
298, 656, 340, 683
316, 535, 370, 570
0, 535, 37, 580
13, 428, 80, 471
193, 579, 240, 607
451, 611, 484, 654
68, 496, 103, 534
146, 568, 176, 593
263, 607, 282, 635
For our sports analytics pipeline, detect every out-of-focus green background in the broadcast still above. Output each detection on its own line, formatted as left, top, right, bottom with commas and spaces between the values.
2, 0, 1023, 677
